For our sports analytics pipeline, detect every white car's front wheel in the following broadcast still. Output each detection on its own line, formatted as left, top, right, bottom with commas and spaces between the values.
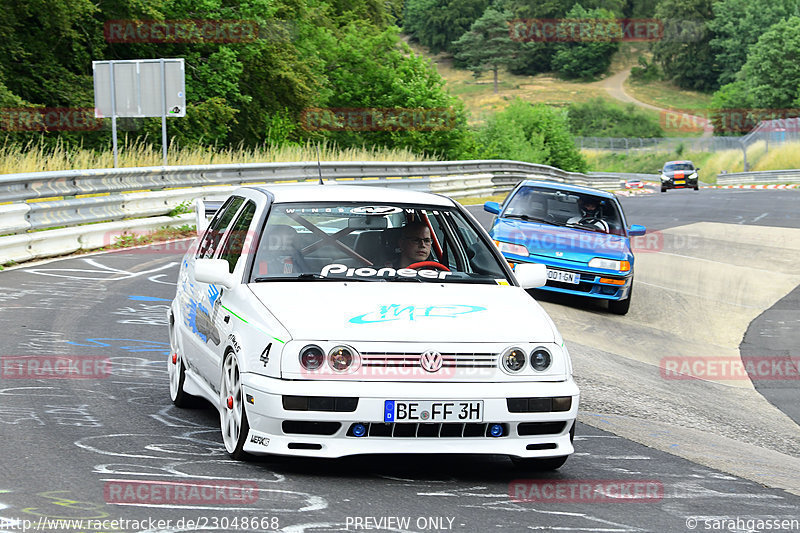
220, 351, 251, 460
168, 324, 191, 407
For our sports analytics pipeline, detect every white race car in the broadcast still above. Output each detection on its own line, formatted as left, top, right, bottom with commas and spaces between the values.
168, 184, 579, 469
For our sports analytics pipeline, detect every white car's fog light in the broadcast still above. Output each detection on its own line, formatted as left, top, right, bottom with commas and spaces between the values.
329, 345, 358, 372
501, 347, 526, 373
530, 348, 552, 371
299, 345, 324, 370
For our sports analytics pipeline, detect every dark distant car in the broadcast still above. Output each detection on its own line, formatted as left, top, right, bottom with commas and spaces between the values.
660, 160, 699, 192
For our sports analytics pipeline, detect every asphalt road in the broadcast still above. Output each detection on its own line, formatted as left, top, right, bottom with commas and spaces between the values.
0, 189, 798, 533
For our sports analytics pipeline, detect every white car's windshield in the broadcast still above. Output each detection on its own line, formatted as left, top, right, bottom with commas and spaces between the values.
250, 202, 509, 283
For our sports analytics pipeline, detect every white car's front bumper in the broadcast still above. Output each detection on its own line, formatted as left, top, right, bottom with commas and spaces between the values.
240, 374, 579, 458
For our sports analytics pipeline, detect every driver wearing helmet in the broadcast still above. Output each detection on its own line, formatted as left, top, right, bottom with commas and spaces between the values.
567, 196, 610, 233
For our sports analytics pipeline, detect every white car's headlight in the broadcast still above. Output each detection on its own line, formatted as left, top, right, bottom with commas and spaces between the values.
589, 258, 631, 272
689, 172, 697, 179
661, 174, 669, 181
501, 347, 527, 373
328, 345, 360, 372
494, 240, 529, 256
299, 345, 325, 370
530, 347, 552, 372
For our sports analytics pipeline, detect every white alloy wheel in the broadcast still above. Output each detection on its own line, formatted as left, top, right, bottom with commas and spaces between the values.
220, 351, 251, 459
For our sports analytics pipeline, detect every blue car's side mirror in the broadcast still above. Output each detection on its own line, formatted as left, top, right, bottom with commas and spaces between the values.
628, 224, 646, 237
484, 201, 501, 214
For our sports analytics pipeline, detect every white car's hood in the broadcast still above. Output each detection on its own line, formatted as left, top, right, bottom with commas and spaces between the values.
248, 282, 557, 343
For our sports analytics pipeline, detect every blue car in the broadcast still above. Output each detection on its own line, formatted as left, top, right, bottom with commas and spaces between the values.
484, 181, 646, 315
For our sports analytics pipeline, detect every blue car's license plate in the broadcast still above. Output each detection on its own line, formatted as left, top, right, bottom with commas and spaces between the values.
546, 269, 579, 284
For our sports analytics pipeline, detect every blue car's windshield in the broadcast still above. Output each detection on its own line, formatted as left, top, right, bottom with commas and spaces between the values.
503, 187, 625, 236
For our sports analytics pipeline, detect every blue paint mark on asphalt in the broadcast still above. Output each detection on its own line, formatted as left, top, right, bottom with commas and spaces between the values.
128, 295, 171, 302
66, 338, 170, 355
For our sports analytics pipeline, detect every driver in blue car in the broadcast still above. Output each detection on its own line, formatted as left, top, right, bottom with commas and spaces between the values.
567, 197, 610, 233
395, 221, 433, 268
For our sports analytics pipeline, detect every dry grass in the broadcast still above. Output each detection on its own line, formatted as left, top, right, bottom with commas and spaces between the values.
407, 41, 609, 126
0, 139, 433, 175
624, 79, 713, 112
751, 142, 800, 172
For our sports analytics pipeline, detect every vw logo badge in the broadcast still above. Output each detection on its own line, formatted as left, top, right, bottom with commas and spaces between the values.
555, 251, 564, 257
420, 350, 443, 373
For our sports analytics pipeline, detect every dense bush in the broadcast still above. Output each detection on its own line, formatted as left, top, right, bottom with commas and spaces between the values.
475, 99, 587, 172
567, 98, 664, 137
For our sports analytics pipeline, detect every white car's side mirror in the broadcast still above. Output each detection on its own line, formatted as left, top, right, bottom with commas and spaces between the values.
195, 258, 236, 289
514, 263, 547, 289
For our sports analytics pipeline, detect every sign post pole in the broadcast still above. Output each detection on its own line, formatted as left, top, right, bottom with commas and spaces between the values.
109, 62, 118, 168
160, 58, 168, 166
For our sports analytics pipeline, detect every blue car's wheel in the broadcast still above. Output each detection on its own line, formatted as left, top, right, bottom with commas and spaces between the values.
608, 281, 633, 315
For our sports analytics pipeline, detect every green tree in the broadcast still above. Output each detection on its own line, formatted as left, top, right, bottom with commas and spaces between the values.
403, 0, 489, 54
452, 7, 517, 93
316, 24, 472, 158
709, 0, 800, 87
650, 0, 718, 91
550, 4, 620, 79
734, 16, 800, 109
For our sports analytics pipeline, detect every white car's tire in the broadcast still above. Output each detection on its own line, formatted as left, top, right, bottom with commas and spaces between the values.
220, 351, 251, 460
168, 324, 193, 407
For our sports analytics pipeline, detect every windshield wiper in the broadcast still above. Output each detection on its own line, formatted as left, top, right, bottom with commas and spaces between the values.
504, 213, 561, 226
253, 273, 336, 282
565, 222, 606, 233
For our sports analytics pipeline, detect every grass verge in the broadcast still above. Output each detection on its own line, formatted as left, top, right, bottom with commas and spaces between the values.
584, 141, 800, 184
0, 139, 433, 175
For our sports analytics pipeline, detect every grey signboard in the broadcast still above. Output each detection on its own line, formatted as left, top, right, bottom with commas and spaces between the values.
93, 59, 185, 118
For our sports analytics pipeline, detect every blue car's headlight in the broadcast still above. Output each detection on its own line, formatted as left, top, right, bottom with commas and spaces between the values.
494, 240, 529, 257
589, 258, 631, 272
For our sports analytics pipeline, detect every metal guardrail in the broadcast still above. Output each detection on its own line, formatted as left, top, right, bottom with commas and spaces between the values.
588, 172, 659, 181
0, 158, 795, 266
0, 160, 615, 204
0, 160, 621, 235
0, 160, 622, 265
716, 169, 800, 185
